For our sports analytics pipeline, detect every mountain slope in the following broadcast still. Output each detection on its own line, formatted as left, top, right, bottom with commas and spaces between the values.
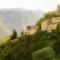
0, 8, 44, 36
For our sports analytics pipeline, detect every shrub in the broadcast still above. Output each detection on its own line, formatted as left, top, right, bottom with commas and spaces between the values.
32, 47, 55, 60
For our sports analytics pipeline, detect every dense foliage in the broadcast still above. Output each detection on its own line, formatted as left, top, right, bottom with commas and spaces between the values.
32, 47, 55, 60
0, 23, 60, 60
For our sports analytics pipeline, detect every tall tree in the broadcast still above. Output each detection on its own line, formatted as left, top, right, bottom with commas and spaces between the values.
10, 29, 17, 40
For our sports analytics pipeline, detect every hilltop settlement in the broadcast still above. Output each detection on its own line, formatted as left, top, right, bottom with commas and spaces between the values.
26, 5, 60, 34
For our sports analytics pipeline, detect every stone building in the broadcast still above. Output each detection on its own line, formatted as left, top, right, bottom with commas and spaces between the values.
26, 26, 37, 35
41, 17, 60, 32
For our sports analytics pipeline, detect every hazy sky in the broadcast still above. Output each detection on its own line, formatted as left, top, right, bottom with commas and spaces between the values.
0, 0, 60, 12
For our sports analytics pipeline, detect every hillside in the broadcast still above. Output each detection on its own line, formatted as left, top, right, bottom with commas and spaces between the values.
0, 5, 60, 60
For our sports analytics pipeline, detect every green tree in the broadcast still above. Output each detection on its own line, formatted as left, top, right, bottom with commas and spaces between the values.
52, 23, 60, 53
36, 18, 44, 30
44, 13, 52, 19
10, 29, 17, 40
21, 30, 24, 36
32, 47, 55, 60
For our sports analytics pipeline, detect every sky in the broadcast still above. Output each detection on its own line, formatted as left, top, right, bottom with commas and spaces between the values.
0, 0, 60, 12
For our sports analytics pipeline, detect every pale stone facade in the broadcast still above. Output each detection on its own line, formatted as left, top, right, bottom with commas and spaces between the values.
26, 26, 37, 35
41, 17, 60, 32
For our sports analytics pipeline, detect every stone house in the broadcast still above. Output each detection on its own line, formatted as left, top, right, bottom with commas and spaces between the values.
26, 26, 37, 35
41, 17, 60, 32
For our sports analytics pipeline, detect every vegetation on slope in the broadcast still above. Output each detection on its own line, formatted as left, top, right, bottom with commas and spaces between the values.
0, 23, 60, 60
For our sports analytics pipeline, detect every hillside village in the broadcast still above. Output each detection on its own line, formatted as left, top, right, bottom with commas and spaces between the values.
26, 5, 60, 34
1, 5, 60, 60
